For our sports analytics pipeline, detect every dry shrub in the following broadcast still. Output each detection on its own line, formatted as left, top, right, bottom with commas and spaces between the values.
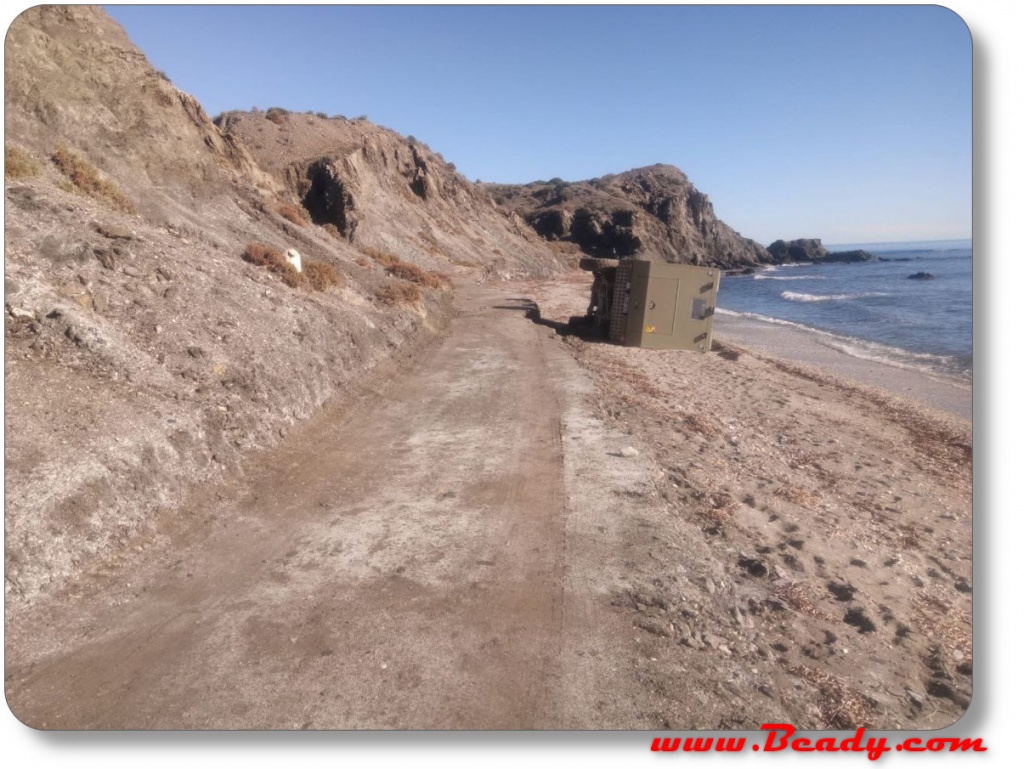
682, 412, 720, 437
243, 241, 286, 270
696, 490, 738, 531
305, 261, 342, 291
242, 241, 304, 288
772, 581, 830, 618
698, 504, 734, 531
356, 257, 370, 268
774, 483, 821, 509
322, 223, 343, 240
5, 145, 39, 178
792, 664, 878, 729
386, 261, 448, 289
359, 247, 449, 289
915, 595, 972, 667
360, 246, 400, 268
376, 282, 421, 307
281, 269, 306, 288
51, 144, 135, 213
278, 203, 309, 227
894, 522, 923, 550
266, 107, 288, 125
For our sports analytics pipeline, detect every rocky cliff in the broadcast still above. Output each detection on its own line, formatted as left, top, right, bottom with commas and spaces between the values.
214, 110, 560, 279
487, 164, 771, 268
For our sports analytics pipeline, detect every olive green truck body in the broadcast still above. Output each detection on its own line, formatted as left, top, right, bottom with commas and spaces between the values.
608, 260, 721, 351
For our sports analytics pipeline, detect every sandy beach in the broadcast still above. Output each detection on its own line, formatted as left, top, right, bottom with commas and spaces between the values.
715, 311, 972, 421
512, 270, 973, 729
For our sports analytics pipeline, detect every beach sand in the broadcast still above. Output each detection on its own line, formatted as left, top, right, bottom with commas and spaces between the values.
511, 270, 972, 729
715, 312, 972, 421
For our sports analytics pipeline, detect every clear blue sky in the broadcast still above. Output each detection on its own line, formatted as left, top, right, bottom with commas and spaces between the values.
104, 4, 971, 245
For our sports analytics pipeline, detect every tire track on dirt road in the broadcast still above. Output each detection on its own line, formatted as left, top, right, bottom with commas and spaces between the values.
8, 283, 605, 729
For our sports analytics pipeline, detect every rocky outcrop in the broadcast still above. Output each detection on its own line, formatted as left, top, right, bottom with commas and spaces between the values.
766, 239, 829, 263
488, 165, 770, 269
216, 112, 560, 277
767, 240, 877, 264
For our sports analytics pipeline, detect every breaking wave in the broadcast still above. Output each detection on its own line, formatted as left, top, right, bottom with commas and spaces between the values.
753, 274, 826, 281
781, 290, 888, 303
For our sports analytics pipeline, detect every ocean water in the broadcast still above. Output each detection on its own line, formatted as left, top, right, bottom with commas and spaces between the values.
716, 239, 973, 380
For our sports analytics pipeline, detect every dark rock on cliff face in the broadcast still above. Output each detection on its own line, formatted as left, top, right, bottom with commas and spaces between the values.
487, 165, 770, 269
766, 239, 829, 263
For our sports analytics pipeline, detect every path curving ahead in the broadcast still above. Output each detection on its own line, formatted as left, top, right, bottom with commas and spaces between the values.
6, 283, 644, 730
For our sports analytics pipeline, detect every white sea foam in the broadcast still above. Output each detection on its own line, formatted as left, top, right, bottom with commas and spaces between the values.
752, 274, 827, 281
780, 290, 888, 303
715, 308, 970, 380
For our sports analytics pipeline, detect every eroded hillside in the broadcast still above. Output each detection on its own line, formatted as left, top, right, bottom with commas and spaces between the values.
216, 110, 563, 279
3, 6, 558, 612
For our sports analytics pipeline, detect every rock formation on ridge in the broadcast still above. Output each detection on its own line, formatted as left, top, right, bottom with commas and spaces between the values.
487, 164, 771, 269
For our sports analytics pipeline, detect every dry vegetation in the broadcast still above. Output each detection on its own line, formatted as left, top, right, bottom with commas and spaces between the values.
360, 246, 401, 268
5, 144, 40, 178
266, 107, 288, 125
51, 144, 135, 212
681, 412, 721, 438
242, 242, 340, 292
793, 664, 879, 730
304, 261, 342, 291
243, 241, 289, 272
277, 203, 310, 227
774, 483, 822, 509
387, 262, 448, 289
375, 282, 421, 307
359, 246, 450, 289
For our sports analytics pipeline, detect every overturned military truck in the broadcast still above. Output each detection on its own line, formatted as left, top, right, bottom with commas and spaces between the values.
578, 257, 721, 351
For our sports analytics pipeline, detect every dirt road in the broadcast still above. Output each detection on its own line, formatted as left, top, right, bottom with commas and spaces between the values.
6, 278, 973, 731
5, 283, 650, 729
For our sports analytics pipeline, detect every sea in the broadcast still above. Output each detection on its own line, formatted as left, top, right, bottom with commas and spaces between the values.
716, 239, 973, 381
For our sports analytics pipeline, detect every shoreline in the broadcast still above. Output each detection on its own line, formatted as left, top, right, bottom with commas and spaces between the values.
715, 311, 972, 421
